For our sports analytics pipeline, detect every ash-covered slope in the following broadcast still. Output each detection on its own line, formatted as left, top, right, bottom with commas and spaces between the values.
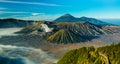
47, 22, 107, 43
17, 21, 120, 44
102, 26, 120, 34
47, 29, 84, 44
55, 22, 105, 36
17, 21, 44, 34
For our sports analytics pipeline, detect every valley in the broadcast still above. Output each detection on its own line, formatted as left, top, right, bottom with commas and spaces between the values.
0, 14, 120, 64
0, 0, 120, 63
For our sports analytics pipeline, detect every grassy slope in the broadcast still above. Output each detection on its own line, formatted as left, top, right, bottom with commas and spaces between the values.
57, 43, 120, 64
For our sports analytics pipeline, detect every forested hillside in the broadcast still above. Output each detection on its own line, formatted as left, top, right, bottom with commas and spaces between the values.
57, 43, 120, 64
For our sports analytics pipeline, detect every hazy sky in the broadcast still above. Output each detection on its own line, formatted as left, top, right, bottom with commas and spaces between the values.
0, 0, 120, 20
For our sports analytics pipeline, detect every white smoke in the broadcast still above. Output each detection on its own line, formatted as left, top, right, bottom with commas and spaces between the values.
40, 24, 51, 32
0, 44, 57, 64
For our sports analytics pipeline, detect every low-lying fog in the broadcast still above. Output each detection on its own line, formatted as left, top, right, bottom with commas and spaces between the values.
0, 28, 23, 38
0, 45, 57, 64
0, 28, 57, 64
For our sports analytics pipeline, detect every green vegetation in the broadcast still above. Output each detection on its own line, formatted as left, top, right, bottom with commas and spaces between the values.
57, 43, 120, 64
98, 43, 120, 64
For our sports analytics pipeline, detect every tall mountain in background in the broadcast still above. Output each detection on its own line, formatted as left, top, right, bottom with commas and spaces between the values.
79, 17, 113, 26
53, 14, 113, 26
0, 18, 34, 28
53, 14, 78, 22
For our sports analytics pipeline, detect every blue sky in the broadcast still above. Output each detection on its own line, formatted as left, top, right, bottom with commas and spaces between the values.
0, 0, 120, 20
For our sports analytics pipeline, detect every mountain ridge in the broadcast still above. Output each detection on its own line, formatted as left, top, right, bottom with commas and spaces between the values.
17, 21, 120, 44
0, 18, 35, 28
53, 14, 114, 26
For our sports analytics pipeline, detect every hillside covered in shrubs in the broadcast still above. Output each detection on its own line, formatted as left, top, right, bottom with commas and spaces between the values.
57, 43, 120, 64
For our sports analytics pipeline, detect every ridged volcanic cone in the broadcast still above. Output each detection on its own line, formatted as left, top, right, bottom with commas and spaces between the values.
47, 29, 83, 44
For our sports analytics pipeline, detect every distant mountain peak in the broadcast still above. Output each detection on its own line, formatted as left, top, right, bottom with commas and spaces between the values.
53, 14, 76, 22
59, 14, 75, 19
62, 14, 73, 17
53, 14, 114, 26
80, 16, 88, 19
3, 18, 18, 20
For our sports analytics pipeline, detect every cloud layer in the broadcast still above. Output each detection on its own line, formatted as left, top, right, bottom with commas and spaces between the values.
0, 11, 44, 15
0, 44, 57, 64
0, 0, 61, 6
